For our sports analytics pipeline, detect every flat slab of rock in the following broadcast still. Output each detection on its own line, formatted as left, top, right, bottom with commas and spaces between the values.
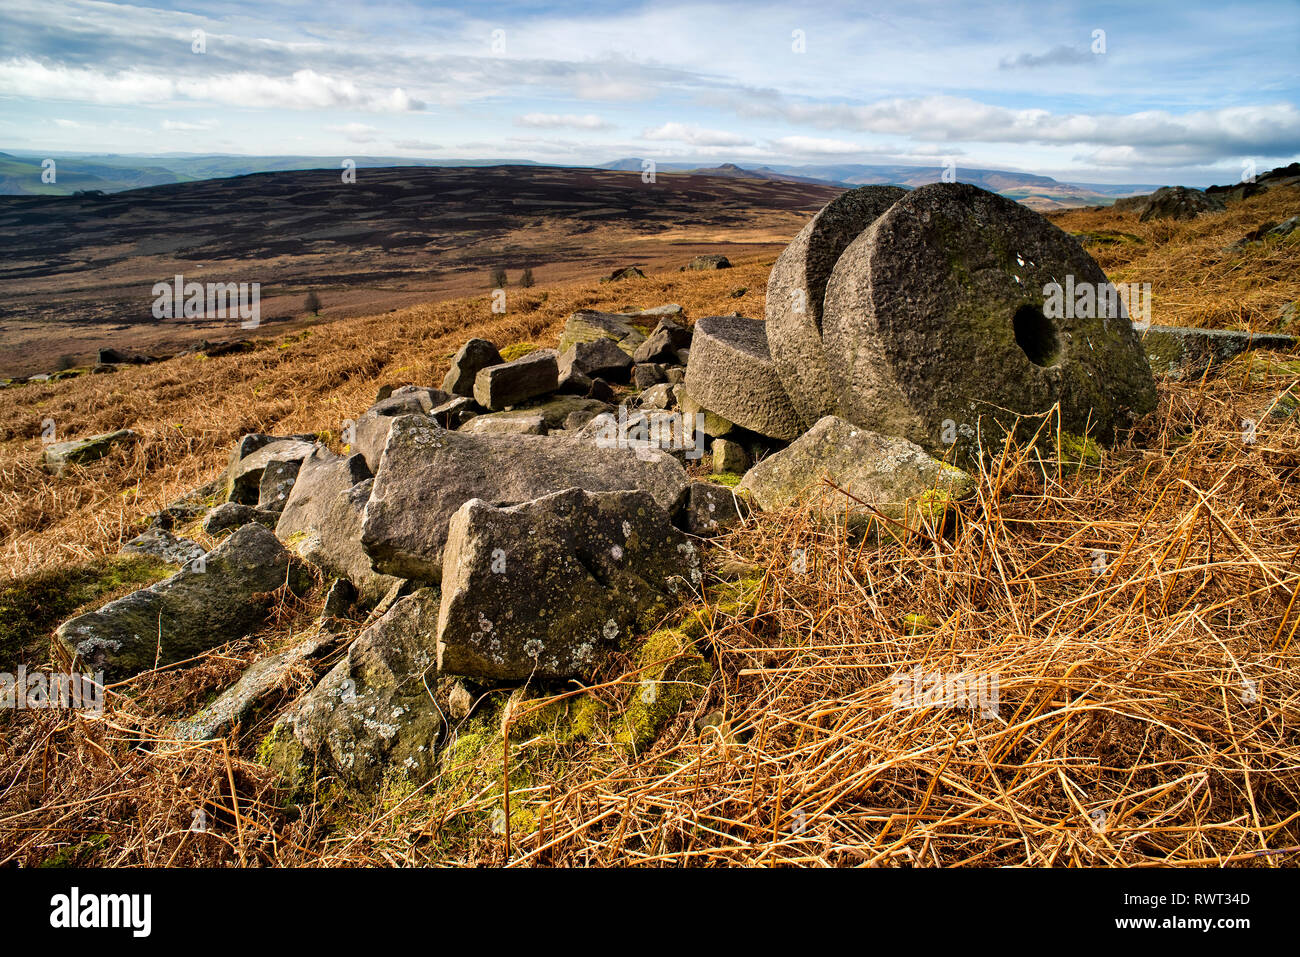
473, 349, 559, 410
766, 186, 906, 427
437, 488, 701, 680
266, 588, 443, 789
738, 415, 975, 521
275, 447, 397, 606
361, 415, 691, 582
441, 338, 502, 396
56, 524, 310, 681
459, 412, 548, 435
683, 315, 802, 441
557, 310, 646, 357
42, 429, 137, 475
1138, 323, 1298, 380
172, 629, 342, 742
822, 183, 1158, 453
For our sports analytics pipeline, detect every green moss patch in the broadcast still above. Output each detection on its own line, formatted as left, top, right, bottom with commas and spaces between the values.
0, 555, 174, 667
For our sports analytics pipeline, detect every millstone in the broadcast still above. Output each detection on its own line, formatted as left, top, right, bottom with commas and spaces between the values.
766, 185, 906, 428
682, 314, 802, 441
821, 182, 1157, 453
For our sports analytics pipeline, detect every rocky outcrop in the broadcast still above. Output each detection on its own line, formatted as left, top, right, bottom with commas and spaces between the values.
441, 338, 503, 396
557, 310, 646, 357
473, 350, 559, 410
360, 415, 691, 582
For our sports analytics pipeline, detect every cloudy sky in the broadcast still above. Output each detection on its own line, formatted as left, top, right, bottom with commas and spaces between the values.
0, 0, 1296, 185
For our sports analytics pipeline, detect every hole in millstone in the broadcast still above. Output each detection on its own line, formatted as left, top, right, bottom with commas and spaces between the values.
1012, 304, 1059, 367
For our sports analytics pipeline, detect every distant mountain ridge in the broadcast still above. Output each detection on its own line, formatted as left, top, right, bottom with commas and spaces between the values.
0, 150, 1160, 208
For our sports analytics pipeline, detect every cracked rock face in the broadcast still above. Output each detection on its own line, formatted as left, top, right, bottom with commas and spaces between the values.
436, 487, 701, 681
360, 415, 690, 582
821, 182, 1157, 453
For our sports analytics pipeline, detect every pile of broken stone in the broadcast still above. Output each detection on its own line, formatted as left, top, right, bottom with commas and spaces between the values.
53, 182, 1169, 789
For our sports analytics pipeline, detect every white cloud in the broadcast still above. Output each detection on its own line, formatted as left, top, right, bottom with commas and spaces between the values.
772, 135, 866, 155
0, 58, 423, 112
515, 113, 613, 130
162, 118, 218, 131
643, 122, 752, 147
326, 122, 379, 143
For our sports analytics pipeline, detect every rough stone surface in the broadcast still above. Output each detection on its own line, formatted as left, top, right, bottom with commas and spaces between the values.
738, 415, 975, 521
473, 349, 559, 410
639, 383, 677, 410
267, 588, 444, 789
557, 310, 646, 357
679, 388, 735, 438
225, 437, 316, 505
437, 488, 701, 681
678, 481, 749, 536
822, 183, 1158, 453
1138, 323, 1298, 380
173, 629, 343, 742
683, 315, 802, 440
633, 317, 692, 364
42, 429, 138, 475
766, 185, 907, 427
511, 395, 613, 430
429, 395, 481, 429
56, 524, 310, 681
257, 457, 301, 512
121, 528, 205, 566
275, 447, 397, 606
712, 437, 750, 474
459, 412, 548, 435
558, 337, 634, 382
441, 338, 503, 396
352, 392, 448, 472
204, 502, 279, 535
634, 363, 668, 388
361, 415, 691, 582
1137, 186, 1225, 222
684, 254, 731, 270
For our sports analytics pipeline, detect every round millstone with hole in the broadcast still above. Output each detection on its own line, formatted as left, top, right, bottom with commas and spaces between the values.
683, 314, 803, 441
821, 182, 1157, 453
766, 185, 907, 429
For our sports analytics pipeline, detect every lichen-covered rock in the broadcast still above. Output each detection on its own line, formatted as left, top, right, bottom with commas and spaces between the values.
352, 391, 448, 473
173, 629, 343, 742
41, 429, 138, 475
1136, 186, 1225, 222
203, 502, 279, 535
264, 588, 443, 790
684, 254, 731, 271
766, 185, 906, 427
56, 524, 311, 681
712, 437, 749, 474
822, 183, 1157, 453
275, 447, 397, 606
557, 310, 646, 357
738, 415, 975, 524
441, 338, 503, 396
473, 349, 559, 410
437, 488, 702, 680
121, 528, 205, 566
256, 457, 301, 512
677, 480, 749, 536
510, 395, 613, 430
361, 416, 691, 582
683, 315, 802, 441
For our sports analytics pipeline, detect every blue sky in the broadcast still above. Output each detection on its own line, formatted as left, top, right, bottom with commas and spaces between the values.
0, 0, 1296, 185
